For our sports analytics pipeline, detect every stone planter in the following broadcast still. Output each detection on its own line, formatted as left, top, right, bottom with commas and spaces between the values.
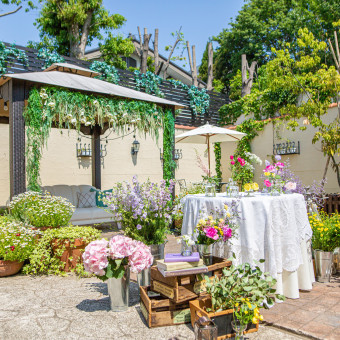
0, 260, 24, 277
51, 238, 87, 272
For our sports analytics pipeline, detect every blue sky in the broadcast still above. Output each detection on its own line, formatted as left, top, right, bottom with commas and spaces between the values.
0, 0, 244, 70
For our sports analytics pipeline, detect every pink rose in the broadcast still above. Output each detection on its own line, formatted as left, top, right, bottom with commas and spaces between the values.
204, 227, 219, 241
82, 239, 109, 276
230, 155, 234, 160
264, 179, 272, 187
275, 162, 285, 169
109, 235, 135, 259
265, 165, 275, 172
231, 160, 235, 165
284, 181, 296, 191
237, 157, 242, 163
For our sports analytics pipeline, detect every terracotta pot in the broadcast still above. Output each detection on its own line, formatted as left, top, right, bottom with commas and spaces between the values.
0, 260, 24, 277
31, 226, 57, 231
51, 238, 87, 272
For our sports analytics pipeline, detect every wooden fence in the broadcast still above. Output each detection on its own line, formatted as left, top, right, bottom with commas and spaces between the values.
3, 42, 230, 127
323, 193, 340, 214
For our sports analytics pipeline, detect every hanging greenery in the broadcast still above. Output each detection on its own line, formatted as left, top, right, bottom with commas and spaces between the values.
0, 42, 28, 76
24, 86, 165, 190
163, 109, 176, 180
214, 142, 222, 181
37, 48, 65, 69
134, 70, 164, 97
167, 79, 210, 115
90, 61, 120, 84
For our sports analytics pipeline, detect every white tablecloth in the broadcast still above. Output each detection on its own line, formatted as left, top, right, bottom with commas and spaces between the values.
181, 193, 315, 299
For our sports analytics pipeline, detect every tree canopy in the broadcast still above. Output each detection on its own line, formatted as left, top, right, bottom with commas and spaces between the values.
34, 0, 132, 60
208, 0, 340, 91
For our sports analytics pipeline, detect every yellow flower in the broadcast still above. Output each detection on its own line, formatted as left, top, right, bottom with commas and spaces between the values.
325, 228, 328, 231
264, 172, 270, 176
252, 182, 259, 191
247, 302, 252, 309
241, 298, 245, 302
235, 303, 239, 307
224, 204, 228, 211
219, 218, 224, 223
244, 183, 252, 191
208, 216, 213, 220
252, 317, 258, 324
227, 212, 231, 218
199, 219, 205, 225
321, 234, 324, 237
246, 298, 249, 301
259, 315, 264, 321
244, 311, 248, 315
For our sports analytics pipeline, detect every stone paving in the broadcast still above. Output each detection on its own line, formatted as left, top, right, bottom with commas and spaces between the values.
0, 274, 309, 340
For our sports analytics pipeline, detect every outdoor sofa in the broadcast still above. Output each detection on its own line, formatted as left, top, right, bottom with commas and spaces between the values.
42, 185, 113, 225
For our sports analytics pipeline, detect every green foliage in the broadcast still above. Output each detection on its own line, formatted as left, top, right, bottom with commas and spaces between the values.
167, 79, 210, 115
97, 258, 127, 281
134, 70, 164, 97
99, 33, 134, 70
23, 226, 101, 275
213, 0, 340, 90
0, 216, 40, 262
9, 191, 74, 227
0, 41, 27, 75
214, 142, 222, 181
24, 86, 165, 191
90, 60, 120, 84
37, 47, 65, 69
34, 0, 127, 57
163, 109, 176, 180
309, 212, 340, 252
198, 40, 210, 83
204, 260, 285, 313
1, 0, 41, 12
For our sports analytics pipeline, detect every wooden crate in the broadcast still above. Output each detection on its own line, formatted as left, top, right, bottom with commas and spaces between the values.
189, 297, 259, 339
150, 266, 198, 303
206, 256, 232, 276
140, 286, 192, 328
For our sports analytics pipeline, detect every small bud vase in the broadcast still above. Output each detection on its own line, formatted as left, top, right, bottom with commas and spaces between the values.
231, 320, 247, 340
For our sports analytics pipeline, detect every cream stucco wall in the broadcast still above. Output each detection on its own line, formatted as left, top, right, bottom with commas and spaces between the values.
0, 125, 213, 206
221, 107, 340, 193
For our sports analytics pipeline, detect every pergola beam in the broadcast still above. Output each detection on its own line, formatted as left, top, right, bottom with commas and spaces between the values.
91, 125, 102, 189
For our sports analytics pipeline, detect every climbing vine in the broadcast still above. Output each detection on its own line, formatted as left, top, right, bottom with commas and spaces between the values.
163, 109, 176, 180
214, 142, 222, 181
90, 61, 120, 84
0, 42, 28, 75
24, 86, 165, 190
37, 48, 65, 69
167, 79, 210, 115
134, 70, 164, 97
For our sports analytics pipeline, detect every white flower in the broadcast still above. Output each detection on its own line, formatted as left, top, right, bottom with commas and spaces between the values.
85, 121, 92, 126
48, 102, 55, 108
70, 118, 77, 125
80, 118, 87, 124
66, 114, 73, 120
285, 182, 297, 191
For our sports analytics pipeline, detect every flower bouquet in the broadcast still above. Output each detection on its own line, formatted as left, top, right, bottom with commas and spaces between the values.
262, 156, 287, 195
83, 235, 153, 311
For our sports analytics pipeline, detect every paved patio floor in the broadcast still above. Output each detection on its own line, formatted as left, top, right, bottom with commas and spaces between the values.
0, 274, 309, 340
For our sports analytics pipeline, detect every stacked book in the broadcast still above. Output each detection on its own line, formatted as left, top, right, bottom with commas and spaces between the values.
156, 252, 208, 277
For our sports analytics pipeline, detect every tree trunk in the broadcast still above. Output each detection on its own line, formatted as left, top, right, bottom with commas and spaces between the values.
136, 26, 142, 57
241, 54, 257, 97
207, 42, 213, 90
331, 155, 340, 187
154, 28, 160, 74
140, 28, 151, 74
77, 10, 94, 59
69, 23, 80, 58
187, 41, 198, 86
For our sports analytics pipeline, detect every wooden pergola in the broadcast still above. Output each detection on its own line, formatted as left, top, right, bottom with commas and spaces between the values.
0, 63, 184, 198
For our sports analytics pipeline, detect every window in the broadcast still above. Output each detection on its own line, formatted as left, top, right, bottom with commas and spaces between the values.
121, 57, 137, 68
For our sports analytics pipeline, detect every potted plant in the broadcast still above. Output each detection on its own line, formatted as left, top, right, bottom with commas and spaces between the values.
0, 217, 40, 277
23, 226, 101, 275
83, 235, 153, 311
103, 176, 175, 285
309, 212, 340, 282
194, 203, 237, 265
8, 191, 75, 229
189, 260, 284, 339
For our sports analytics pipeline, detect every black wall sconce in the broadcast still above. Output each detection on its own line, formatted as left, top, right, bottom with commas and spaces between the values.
160, 148, 183, 161
273, 141, 300, 155
131, 135, 140, 155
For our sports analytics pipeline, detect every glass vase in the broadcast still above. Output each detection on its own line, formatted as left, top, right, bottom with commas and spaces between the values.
231, 320, 247, 340
196, 244, 214, 265
205, 183, 216, 197
181, 241, 192, 256
226, 179, 239, 198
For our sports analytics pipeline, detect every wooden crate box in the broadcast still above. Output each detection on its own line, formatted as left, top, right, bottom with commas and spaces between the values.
140, 286, 192, 328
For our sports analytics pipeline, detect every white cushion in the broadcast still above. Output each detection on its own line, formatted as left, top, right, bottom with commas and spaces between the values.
71, 207, 113, 221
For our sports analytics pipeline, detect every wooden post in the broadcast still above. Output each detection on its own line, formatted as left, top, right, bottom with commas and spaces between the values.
154, 28, 160, 74
207, 42, 213, 91
91, 125, 101, 189
9, 79, 26, 198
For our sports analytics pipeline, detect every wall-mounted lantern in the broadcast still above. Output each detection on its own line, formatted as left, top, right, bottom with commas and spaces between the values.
160, 148, 183, 161
273, 141, 300, 155
131, 135, 140, 155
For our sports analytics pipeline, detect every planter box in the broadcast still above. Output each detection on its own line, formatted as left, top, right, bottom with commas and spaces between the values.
0, 260, 24, 277
51, 238, 87, 272
189, 297, 258, 339
140, 286, 192, 328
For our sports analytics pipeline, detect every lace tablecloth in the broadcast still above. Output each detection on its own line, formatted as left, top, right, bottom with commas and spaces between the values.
181, 193, 315, 298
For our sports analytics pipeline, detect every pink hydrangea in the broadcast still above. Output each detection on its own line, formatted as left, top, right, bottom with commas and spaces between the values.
264, 179, 272, 187
82, 239, 109, 276
109, 235, 135, 259
222, 226, 232, 242
204, 227, 219, 240
129, 241, 153, 273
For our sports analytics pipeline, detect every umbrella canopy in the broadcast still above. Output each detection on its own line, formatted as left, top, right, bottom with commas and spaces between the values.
43, 62, 100, 78
175, 123, 246, 173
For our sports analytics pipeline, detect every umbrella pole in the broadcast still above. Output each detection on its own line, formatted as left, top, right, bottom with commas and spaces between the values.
207, 136, 211, 177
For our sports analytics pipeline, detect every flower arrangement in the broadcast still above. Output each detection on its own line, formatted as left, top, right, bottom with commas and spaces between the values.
243, 182, 259, 193
103, 176, 175, 245
9, 191, 74, 228
309, 212, 340, 252
0, 216, 40, 262
195, 203, 238, 245
83, 235, 153, 280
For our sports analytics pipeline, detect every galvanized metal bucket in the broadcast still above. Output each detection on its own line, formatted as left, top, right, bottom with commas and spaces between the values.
137, 243, 165, 287
107, 266, 130, 312
314, 250, 333, 283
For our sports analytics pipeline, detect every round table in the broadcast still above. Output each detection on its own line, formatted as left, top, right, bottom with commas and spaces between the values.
181, 192, 315, 299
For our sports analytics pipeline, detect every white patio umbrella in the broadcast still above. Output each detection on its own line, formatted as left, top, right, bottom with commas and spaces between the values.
175, 123, 246, 174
